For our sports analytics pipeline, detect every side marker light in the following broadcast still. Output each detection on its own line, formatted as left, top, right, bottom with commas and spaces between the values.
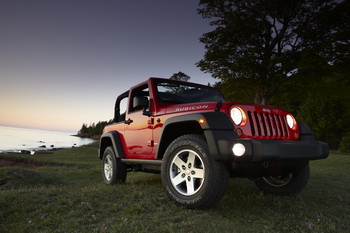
199, 118, 206, 125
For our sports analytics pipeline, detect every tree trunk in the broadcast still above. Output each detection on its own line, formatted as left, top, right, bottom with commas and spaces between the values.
255, 92, 269, 105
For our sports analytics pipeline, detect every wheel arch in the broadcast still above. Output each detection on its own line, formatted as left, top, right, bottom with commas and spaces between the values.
298, 121, 316, 142
156, 112, 236, 160
98, 131, 126, 159
156, 120, 203, 160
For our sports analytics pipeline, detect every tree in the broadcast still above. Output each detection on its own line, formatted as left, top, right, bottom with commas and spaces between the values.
170, 72, 191, 82
197, 0, 349, 104
78, 120, 113, 138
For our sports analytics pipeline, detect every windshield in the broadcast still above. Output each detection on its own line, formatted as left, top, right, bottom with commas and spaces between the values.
155, 80, 225, 104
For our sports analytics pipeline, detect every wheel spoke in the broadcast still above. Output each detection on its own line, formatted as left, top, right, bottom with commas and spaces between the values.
172, 156, 186, 169
172, 173, 186, 186
104, 155, 113, 180
104, 169, 110, 180
192, 168, 204, 179
187, 151, 196, 167
263, 174, 293, 187
186, 178, 195, 194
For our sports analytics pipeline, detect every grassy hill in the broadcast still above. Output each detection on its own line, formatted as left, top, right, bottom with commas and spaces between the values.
1, 143, 349, 232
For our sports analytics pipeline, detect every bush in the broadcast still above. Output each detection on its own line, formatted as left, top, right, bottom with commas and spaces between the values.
339, 133, 350, 153
297, 94, 347, 149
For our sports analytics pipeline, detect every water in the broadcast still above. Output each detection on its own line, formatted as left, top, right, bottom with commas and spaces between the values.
0, 126, 96, 153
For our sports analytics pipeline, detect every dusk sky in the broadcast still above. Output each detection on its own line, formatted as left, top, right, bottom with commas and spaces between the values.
0, 0, 214, 132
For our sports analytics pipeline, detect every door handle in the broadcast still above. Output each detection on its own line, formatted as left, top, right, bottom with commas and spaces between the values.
124, 119, 133, 124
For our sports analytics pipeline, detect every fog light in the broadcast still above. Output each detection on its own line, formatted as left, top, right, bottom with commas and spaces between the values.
232, 143, 246, 156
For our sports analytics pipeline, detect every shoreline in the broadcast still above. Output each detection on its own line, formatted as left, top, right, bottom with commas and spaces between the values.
0, 147, 66, 155
73, 134, 101, 140
0, 139, 98, 155
0, 129, 98, 155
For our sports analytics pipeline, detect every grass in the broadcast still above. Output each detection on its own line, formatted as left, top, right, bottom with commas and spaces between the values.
1, 143, 349, 233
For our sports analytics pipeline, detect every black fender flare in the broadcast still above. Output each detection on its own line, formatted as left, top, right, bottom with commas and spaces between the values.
298, 121, 316, 142
156, 112, 238, 161
98, 131, 125, 159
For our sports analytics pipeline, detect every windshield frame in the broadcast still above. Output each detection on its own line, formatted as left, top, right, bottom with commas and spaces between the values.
154, 79, 225, 104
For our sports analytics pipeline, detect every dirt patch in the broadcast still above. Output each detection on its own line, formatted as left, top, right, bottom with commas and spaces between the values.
0, 157, 45, 169
0, 156, 78, 169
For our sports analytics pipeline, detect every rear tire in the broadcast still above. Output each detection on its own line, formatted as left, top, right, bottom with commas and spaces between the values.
254, 164, 310, 196
102, 146, 127, 185
161, 134, 229, 209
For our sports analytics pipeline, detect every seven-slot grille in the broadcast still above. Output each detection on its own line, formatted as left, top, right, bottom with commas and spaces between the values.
247, 111, 289, 138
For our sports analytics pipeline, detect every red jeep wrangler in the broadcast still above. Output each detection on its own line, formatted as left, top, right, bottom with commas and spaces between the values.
98, 78, 328, 209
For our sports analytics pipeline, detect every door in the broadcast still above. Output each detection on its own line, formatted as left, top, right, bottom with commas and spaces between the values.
123, 84, 153, 159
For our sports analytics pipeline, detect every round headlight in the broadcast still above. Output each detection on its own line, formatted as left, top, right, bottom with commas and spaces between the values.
286, 114, 296, 129
230, 107, 246, 126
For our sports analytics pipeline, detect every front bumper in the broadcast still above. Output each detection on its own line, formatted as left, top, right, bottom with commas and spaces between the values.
217, 138, 329, 162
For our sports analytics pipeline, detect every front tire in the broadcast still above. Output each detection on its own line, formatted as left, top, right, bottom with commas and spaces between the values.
254, 164, 310, 196
102, 146, 127, 185
161, 135, 229, 209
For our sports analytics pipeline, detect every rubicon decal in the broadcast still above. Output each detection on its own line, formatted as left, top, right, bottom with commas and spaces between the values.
175, 105, 209, 112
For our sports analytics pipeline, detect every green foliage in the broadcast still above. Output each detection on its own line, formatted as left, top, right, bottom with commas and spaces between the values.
0, 147, 349, 232
197, 0, 350, 105
198, 0, 350, 148
170, 71, 191, 82
269, 62, 350, 149
297, 95, 345, 148
78, 120, 113, 138
339, 133, 350, 153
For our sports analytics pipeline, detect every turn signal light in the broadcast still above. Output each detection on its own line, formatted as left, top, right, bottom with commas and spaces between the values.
236, 128, 243, 137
